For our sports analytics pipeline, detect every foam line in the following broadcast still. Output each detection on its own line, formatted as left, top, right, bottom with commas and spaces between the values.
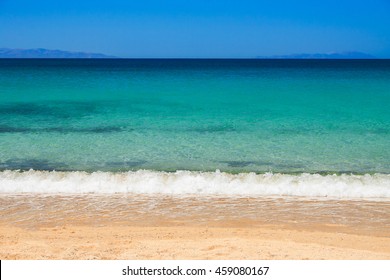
1, 170, 390, 199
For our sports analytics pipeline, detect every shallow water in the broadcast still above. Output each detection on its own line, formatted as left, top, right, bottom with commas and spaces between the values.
1, 59, 389, 174
1, 194, 389, 236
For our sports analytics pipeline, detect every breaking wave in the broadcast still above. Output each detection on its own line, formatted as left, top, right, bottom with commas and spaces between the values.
1, 170, 390, 199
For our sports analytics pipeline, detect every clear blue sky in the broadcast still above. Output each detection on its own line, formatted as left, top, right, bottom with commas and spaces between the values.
1, 0, 390, 58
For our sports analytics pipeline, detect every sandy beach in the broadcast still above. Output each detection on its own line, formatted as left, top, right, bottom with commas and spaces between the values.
1, 225, 390, 260
1, 194, 389, 260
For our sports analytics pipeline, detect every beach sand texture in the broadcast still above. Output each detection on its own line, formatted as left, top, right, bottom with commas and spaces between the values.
1, 195, 389, 260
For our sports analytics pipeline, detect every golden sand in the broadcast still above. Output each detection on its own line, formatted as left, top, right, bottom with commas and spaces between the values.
1, 195, 389, 259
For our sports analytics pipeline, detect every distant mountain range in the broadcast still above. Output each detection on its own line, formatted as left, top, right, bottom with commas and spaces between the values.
0, 48, 116, 58
0, 48, 376, 59
259, 52, 375, 59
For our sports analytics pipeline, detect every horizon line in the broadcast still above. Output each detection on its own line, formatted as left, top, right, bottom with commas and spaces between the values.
1, 57, 389, 60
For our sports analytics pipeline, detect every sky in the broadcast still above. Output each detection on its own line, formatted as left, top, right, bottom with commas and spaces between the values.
1, 0, 390, 58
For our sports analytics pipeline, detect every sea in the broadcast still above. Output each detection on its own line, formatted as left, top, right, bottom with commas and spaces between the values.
0, 59, 389, 199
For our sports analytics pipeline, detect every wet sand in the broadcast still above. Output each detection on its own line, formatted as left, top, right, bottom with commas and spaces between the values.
1, 195, 389, 259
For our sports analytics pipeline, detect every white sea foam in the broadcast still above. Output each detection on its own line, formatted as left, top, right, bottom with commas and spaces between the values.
1, 170, 390, 199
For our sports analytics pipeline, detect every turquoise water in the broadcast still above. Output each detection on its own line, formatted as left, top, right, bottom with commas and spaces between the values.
0, 59, 389, 174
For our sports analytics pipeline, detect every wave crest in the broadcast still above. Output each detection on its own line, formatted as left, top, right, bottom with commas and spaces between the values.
0, 170, 389, 198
